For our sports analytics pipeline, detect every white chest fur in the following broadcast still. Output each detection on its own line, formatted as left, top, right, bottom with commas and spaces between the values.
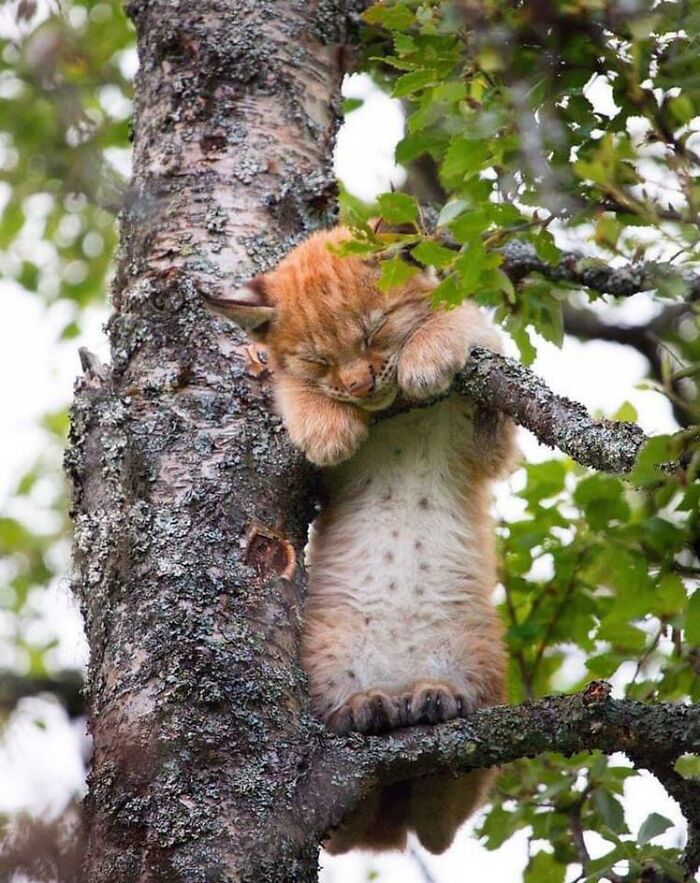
304, 396, 498, 710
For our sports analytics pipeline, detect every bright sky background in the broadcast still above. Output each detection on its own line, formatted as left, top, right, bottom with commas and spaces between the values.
0, 69, 686, 883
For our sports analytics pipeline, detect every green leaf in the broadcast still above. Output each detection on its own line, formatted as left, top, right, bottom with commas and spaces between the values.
478, 804, 522, 849
638, 813, 672, 845
592, 788, 627, 833
686, 591, 700, 645
395, 131, 442, 165
376, 192, 419, 225
437, 200, 470, 227
441, 138, 489, 182
586, 652, 623, 678
674, 755, 700, 779
524, 851, 565, 883
450, 209, 490, 242
454, 240, 487, 293
392, 69, 438, 98
627, 435, 676, 487
431, 274, 462, 307
363, 3, 416, 30
411, 240, 455, 268
654, 574, 687, 618
377, 257, 419, 291
574, 474, 629, 529
341, 98, 363, 115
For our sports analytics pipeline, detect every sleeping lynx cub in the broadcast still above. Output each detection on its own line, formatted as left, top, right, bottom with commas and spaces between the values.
207, 226, 517, 854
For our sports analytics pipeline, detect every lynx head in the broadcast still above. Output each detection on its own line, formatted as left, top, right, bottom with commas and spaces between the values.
206, 227, 433, 411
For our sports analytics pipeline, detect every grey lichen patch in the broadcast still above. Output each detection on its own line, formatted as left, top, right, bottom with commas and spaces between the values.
264, 167, 338, 234
457, 347, 647, 474
70, 0, 362, 880
205, 203, 229, 235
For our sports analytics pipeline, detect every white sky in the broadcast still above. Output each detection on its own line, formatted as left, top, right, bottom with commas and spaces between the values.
0, 72, 686, 882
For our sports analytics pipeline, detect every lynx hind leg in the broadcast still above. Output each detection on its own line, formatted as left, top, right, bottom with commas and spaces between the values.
324, 782, 411, 855
411, 768, 497, 855
472, 404, 519, 478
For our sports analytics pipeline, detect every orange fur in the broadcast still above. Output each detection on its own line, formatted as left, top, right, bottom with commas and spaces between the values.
209, 226, 518, 854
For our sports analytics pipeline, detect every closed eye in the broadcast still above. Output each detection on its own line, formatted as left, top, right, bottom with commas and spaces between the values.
300, 354, 331, 366
364, 316, 387, 346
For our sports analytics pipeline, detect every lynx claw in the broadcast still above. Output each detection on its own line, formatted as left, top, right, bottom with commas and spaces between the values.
327, 689, 401, 735
400, 682, 471, 726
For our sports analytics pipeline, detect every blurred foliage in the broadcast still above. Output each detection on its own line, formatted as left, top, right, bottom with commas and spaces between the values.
353, 1, 700, 880
0, 0, 132, 325
0, 0, 132, 725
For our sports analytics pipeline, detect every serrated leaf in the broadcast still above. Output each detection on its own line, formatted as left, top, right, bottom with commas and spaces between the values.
450, 210, 490, 242
411, 240, 455, 268
395, 131, 442, 165
441, 138, 489, 181
363, 4, 415, 30
431, 273, 462, 307
392, 69, 437, 98
376, 192, 419, 225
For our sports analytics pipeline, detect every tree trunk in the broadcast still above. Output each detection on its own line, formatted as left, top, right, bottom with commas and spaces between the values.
66, 2, 359, 880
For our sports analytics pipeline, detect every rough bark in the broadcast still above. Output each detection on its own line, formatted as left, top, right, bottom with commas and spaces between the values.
498, 241, 700, 301
297, 682, 700, 865
457, 347, 648, 473
378, 346, 649, 474
64, 3, 697, 882
66, 2, 360, 880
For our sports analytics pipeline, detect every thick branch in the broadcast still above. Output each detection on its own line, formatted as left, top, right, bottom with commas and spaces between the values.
301, 683, 700, 877
379, 347, 648, 473
459, 347, 647, 471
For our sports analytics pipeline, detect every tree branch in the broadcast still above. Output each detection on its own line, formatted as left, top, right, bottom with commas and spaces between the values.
498, 241, 700, 302
378, 347, 648, 473
562, 303, 696, 428
302, 683, 700, 878
0, 670, 84, 719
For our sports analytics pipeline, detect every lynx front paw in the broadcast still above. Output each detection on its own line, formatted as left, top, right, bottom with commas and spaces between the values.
327, 689, 401, 735
288, 412, 369, 467
397, 345, 466, 402
398, 681, 473, 726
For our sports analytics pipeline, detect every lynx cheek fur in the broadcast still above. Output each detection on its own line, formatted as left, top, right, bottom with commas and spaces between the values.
207, 226, 517, 855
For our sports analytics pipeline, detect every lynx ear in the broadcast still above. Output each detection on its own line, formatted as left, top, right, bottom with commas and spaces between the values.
205, 276, 277, 339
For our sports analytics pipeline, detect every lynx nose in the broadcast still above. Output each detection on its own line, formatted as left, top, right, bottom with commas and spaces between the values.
339, 362, 374, 397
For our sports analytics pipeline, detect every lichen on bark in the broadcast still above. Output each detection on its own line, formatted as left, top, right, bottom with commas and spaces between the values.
67, 2, 358, 880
